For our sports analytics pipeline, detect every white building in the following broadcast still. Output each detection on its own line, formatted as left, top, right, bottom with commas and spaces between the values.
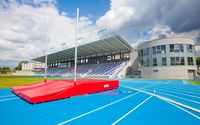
22, 62, 35, 71
137, 37, 196, 80
22, 61, 45, 71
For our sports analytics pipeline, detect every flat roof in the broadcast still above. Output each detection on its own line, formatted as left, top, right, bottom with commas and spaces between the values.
137, 37, 195, 49
33, 36, 133, 62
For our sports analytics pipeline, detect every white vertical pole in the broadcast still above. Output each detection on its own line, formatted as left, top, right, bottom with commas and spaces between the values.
44, 35, 48, 83
74, 8, 79, 84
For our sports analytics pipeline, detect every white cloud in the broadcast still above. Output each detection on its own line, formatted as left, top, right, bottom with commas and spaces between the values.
97, 0, 135, 31
0, 2, 99, 67
1, 0, 200, 67
146, 24, 174, 40
96, 0, 200, 44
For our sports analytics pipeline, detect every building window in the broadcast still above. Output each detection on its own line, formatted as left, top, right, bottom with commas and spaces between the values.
170, 44, 184, 52
170, 44, 174, 52
139, 59, 144, 66
143, 58, 150, 66
162, 57, 167, 66
143, 48, 149, 55
152, 47, 156, 54
161, 45, 166, 53
152, 45, 166, 54
153, 58, 157, 66
170, 57, 185, 65
186, 44, 193, 53
156, 46, 161, 54
138, 50, 143, 56
188, 57, 194, 65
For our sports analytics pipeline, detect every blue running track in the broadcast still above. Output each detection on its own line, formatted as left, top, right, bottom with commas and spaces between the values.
0, 80, 199, 125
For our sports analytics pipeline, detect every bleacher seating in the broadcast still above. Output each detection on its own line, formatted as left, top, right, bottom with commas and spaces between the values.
89, 62, 122, 75
35, 61, 123, 76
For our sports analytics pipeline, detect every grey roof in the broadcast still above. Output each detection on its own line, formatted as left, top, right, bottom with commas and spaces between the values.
33, 36, 133, 62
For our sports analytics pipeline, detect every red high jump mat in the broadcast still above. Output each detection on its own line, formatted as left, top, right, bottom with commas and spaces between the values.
11, 79, 119, 104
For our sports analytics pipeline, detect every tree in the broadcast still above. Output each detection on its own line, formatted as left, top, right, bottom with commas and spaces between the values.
196, 57, 200, 69
15, 60, 28, 70
0, 67, 11, 74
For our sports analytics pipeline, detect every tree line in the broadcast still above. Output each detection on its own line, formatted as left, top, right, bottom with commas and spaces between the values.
0, 67, 11, 74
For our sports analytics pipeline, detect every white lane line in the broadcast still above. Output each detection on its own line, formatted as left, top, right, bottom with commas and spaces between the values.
154, 86, 200, 95
120, 85, 200, 113
112, 96, 152, 125
162, 85, 200, 93
165, 80, 172, 84
0, 94, 15, 98
142, 88, 200, 104
57, 92, 141, 125
183, 80, 189, 85
147, 86, 200, 99
0, 97, 19, 102
166, 101, 200, 120
151, 86, 200, 96
131, 85, 200, 104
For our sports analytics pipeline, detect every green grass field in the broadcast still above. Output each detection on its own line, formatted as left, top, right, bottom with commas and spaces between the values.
0, 76, 57, 88
0, 76, 199, 89
188, 80, 200, 85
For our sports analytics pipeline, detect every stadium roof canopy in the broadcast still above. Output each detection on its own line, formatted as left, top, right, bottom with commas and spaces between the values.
33, 36, 133, 62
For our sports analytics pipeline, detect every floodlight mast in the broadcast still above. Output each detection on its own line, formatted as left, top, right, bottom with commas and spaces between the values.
44, 36, 48, 83
74, 8, 79, 85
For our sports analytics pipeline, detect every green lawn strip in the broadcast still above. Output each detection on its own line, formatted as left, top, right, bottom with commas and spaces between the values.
188, 80, 200, 85
0, 76, 57, 88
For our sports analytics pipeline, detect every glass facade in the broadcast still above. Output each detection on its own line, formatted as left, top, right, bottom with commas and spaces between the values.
143, 48, 149, 55
152, 45, 166, 54
162, 57, 167, 66
187, 57, 194, 65
138, 43, 195, 67
143, 58, 150, 66
186, 44, 193, 53
153, 58, 157, 66
170, 44, 184, 52
170, 57, 185, 65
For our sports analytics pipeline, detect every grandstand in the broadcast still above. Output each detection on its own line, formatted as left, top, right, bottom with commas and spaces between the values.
33, 36, 137, 78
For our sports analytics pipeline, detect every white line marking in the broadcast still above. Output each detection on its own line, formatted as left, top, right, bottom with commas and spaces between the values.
123, 86, 200, 104
165, 80, 172, 84
162, 85, 200, 93
143, 88, 200, 104
120, 85, 200, 113
112, 96, 152, 125
0, 95, 15, 98
151, 86, 200, 98
0, 97, 19, 102
154, 86, 200, 95
166, 101, 200, 120
57, 92, 140, 125
183, 80, 189, 85
147, 87, 200, 99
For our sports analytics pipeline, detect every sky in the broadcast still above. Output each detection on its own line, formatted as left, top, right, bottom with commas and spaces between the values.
0, 0, 200, 68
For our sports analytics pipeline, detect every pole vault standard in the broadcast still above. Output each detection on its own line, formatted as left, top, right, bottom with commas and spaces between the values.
44, 35, 49, 83
74, 8, 79, 85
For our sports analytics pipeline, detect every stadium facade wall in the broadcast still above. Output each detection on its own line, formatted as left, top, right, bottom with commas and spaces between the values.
137, 37, 196, 80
